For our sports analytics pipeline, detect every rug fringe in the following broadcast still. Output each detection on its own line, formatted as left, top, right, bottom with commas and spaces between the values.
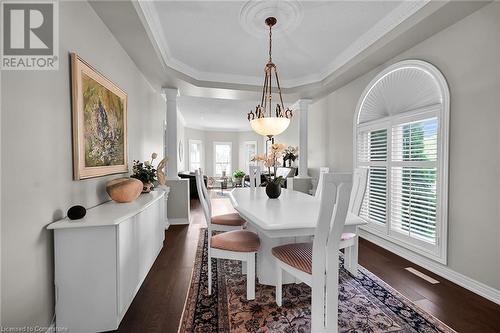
177, 227, 206, 333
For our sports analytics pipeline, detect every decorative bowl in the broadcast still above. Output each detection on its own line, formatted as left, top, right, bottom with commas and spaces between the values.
106, 177, 143, 203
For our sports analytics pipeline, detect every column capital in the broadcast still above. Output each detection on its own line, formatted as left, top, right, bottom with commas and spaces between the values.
293, 99, 313, 110
162, 88, 179, 100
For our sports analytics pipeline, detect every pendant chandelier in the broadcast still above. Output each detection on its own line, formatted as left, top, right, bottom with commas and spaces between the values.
247, 17, 293, 138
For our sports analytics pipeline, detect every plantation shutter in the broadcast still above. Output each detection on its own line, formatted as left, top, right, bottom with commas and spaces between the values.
390, 118, 438, 244
358, 128, 388, 225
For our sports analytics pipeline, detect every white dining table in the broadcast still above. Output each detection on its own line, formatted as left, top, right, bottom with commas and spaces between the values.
229, 187, 367, 286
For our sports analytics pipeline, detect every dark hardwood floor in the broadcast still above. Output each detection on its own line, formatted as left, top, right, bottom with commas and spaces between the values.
358, 239, 500, 333
111, 199, 205, 333
113, 197, 500, 333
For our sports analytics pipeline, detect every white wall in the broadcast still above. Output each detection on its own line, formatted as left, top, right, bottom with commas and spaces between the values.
307, 98, 327, 181
310, 3, 500, 291
183, 128, 275, 177
274, 112, 299, 149
1, 1, 165, 327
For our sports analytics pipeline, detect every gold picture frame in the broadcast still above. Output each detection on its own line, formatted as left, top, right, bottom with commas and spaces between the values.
71, 53, 128, 180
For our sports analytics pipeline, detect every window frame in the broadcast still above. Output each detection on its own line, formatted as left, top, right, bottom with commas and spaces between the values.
353, 60, 449, 264
213, 141, 232, 177
188, 139, 203, 172
242, 141, 258, 173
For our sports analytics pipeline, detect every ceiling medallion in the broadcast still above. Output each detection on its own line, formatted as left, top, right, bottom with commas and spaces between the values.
247, 17, 293, 138
239, 0, 303, 39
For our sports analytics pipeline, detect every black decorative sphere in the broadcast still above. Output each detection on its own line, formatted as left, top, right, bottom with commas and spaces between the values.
67, 205, 86, 220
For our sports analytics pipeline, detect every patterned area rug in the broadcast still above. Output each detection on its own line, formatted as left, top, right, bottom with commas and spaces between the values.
179, 230, 456, 333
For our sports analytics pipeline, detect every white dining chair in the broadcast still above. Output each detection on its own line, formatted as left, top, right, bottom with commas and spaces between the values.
196, 169, 245, 232
272, 173, 352, 333
248, 165, 261, 188
314, 167, 330, 198
339, 168, 368, 277
195, 170, 260, 299
314, 168, 368, 276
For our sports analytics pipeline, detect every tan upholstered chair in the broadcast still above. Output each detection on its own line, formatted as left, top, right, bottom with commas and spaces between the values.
195, 170, 260, 300
197, 169, 245, 232
273, 173, 352, 333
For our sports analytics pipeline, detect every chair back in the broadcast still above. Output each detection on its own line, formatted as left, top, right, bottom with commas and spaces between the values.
312, 173, 352, 266
195, 170, 211, 228
311, 172, 352, 329
347, 168, 368, 215
198, 168, 211, 213
314, 167, 330, 199
248, 165, 261, 188
275, 167, 294, 178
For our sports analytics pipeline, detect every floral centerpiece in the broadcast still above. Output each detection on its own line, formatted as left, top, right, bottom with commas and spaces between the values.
283, 146, 298, 167
251, 143, 287, 198
131, 153, 158, 193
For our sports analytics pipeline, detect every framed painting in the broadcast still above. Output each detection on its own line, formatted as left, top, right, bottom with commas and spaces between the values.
71, 53, 128, 180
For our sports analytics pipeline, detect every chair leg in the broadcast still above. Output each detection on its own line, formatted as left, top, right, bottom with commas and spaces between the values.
246, 253, 255, 300
351, 235, 359, 277
326, 256, 340, 333
208, 248, 212, 295
345, 236, 359, 277
242, 261, 247, 274
311, 271, 326, 333
344, 245, 352, 271
275, 263, 282, 307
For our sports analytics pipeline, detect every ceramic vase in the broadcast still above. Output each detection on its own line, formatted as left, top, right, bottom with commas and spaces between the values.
142, 182, 153, 193
106, 177, 143, 203
265, 181, 281, 199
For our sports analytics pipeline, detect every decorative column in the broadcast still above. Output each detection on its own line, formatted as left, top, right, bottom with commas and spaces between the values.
297, 99, 312, 178
163, 88, 179, 179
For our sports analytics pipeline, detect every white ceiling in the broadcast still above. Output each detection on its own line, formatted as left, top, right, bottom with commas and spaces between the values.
140, 0, 417, 88
178, 96, 260, 131
89, 0, 486, 131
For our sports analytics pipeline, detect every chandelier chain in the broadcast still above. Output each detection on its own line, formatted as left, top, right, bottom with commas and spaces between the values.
268, 24, 272, 62
247, 16, 293, 136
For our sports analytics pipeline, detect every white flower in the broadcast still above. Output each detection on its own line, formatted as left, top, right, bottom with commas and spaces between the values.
151, 152, 158, 160
144, 161, 151, 166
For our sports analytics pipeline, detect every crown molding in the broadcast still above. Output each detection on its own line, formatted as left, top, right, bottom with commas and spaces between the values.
135, 0, 430, 89
184, 124, 251, 133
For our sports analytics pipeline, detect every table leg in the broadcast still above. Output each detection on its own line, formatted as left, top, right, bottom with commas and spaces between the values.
247, 225, 312, 286
257, 233, 297, 285
343, 225, 359, 277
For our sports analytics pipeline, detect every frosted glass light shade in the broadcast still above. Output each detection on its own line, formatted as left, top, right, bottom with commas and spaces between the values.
250, 117, 290, 137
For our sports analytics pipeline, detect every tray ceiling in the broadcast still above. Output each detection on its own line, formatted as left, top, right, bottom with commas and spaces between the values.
136, 0, 427, 88
179, 96, 261, 131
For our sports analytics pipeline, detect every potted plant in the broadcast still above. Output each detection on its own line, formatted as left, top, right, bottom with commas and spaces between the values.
252, 143, 287, 199
131, 153, 158, 193
233, 170, 245, 187
283, 146, 298, 167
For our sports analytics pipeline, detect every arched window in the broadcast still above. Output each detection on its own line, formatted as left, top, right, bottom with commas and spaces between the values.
354, 60, 449, 263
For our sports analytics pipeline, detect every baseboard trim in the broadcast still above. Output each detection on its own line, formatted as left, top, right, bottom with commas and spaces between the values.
168, 218, 190, 225
359, 229, 500, 305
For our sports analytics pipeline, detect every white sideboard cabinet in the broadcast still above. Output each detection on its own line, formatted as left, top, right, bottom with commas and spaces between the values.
47, 191, 167, 332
